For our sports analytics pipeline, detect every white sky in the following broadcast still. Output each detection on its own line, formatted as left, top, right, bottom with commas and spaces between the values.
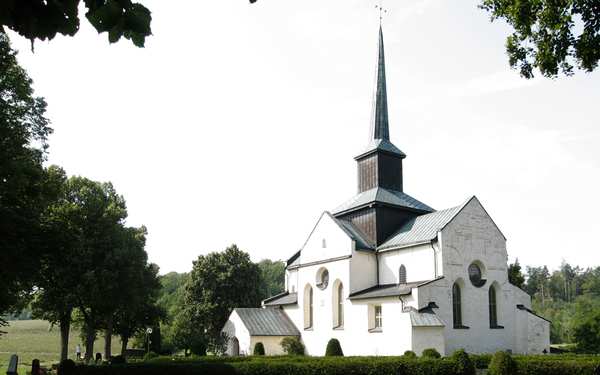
8, 0, 600, 274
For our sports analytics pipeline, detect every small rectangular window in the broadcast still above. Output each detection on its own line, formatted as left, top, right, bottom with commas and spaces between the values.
375, 305, 382, 328
322, 238, 327, 248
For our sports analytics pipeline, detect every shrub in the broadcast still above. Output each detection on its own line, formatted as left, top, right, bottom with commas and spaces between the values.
325, 338, 344, 356
110, 355, 126, 365
253, 342, 265, 356
451, 349, 475, 375
143, 352, 159, 361
403, 350, 417, 359
488, 351, 516, 375
280, 337, 305, 355
422, 348, 441, 359
57, 359, 76, 375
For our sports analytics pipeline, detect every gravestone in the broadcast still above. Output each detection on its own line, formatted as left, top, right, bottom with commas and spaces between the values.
6, 354, 18, 375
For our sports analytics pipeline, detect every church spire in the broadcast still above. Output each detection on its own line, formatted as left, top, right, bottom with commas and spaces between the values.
371, 25, 390, 141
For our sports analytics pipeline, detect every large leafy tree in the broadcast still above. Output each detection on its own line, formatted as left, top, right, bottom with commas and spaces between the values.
257, 259, 285, 300
508, 259, 525, 289
183, 244, 262, 354
0, 31, 52, 328
0, 1, 152, 47
480, 0, 600, 78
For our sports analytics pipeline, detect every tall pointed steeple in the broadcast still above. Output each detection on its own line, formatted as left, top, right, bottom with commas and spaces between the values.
332, 25, 433, 247
372, 26, 390, 141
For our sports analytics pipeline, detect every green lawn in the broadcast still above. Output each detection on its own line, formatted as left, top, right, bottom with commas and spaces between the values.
0, 320, 123, 371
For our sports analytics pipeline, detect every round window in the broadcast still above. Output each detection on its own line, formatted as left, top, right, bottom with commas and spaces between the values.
468, 263, 486, 287
317, 268, 329, 290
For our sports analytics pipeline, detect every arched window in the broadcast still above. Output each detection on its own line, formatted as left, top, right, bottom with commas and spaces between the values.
489, 285, 498, 328
452, 282, 462, 328
332, 281, 344, 328
399, 264, 407, 284
304, 284, 313, 329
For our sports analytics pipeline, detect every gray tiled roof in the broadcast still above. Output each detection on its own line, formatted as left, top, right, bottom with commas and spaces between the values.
348, 280, 427, 300
332, 187, 434, 216
355, 139, 406, 159
234, 308, 300, 336
263, 292, 298, 306
378, 200, 469, 251
410, 309, 445, 327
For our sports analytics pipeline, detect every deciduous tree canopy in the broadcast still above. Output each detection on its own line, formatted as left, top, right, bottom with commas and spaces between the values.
0, 0, 152, 47
480, 0, 600, 78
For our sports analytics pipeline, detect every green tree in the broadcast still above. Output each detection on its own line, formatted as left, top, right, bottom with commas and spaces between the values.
0, 31, 52, 329
257, 259, 285, 300
0, 1, 152, 47
184, 244, 262, 353
507, 259, 525, 289
574, 309, 600, 353
54, 176, 127, 361
480, 0, 600, 78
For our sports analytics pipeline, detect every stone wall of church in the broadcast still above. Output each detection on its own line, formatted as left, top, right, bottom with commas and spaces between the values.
222, 311, 252, 356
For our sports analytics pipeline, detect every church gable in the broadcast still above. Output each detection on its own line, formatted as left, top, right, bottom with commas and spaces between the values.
440, 196, 508, 276
298, 212, 356, 265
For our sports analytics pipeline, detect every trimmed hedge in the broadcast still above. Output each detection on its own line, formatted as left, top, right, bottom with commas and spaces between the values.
69, 355, 600, 375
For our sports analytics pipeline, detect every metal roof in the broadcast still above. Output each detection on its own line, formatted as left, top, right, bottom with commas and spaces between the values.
332, 187, 434, 216
263, 292, 298, 307
378, 200, 469, 251
410, 309, 445, 327
348, 280, 427, 300
355, 139, 406, 160
234, 308, 300, 336
331, 214, 375, 250
371, 26, 390, 142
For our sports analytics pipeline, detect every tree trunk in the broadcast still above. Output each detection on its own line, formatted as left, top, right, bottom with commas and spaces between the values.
59, 312, 71, 361
84, 327, 95, 363
104, 317, 113, 360
120, 335, 129, 356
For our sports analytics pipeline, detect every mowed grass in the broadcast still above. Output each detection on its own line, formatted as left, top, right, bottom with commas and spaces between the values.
0, 320, 123, 372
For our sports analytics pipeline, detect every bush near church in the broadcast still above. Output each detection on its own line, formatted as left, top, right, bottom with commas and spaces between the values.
450, 350, 475, 375
325, 338, 344, 356
253, 342, 265, 356
280, 337, 305, 355
422, 348, 442, 359
488, 351, 517, 375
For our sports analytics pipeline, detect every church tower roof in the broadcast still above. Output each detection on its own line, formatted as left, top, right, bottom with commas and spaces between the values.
332, 25, 432, 247
356, 26, 406, 160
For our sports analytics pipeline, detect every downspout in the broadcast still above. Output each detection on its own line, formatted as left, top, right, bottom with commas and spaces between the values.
431, 241, 438, 278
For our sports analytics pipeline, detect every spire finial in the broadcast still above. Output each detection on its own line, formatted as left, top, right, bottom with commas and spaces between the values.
375, 2, 388, 26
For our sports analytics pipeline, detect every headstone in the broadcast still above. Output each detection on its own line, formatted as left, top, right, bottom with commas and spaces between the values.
31, 359, 40, 375
6, 354, 18, 375
95, 352, 102, 363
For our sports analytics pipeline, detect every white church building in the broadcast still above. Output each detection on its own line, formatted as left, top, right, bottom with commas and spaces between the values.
222, 26, 550, 357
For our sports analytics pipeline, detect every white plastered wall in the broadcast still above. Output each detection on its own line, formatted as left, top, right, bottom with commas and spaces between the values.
250, 336, 293, 355
412, 326, 446, 355
282, 212, 415, 356
378, 243, 437, 284
221, 310, 252, 356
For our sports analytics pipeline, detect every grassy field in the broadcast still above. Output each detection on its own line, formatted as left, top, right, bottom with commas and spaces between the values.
0, 320, 123, 373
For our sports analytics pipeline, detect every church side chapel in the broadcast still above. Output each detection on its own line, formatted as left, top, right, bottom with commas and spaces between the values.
222, 26, 550, 357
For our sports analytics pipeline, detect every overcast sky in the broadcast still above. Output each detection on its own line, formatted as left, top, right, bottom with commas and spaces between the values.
9, 0, 600, 274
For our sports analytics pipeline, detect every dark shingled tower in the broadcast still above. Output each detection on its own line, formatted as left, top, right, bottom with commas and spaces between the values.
332, 26, 433, 247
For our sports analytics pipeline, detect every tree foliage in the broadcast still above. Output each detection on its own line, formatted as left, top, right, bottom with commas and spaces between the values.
181, 245, 262, 353
0, 31, 52, 328
0, 1, 152, 48
508, 259, 525, 289
257, 259, 285, 300
480, 0, 600, 78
